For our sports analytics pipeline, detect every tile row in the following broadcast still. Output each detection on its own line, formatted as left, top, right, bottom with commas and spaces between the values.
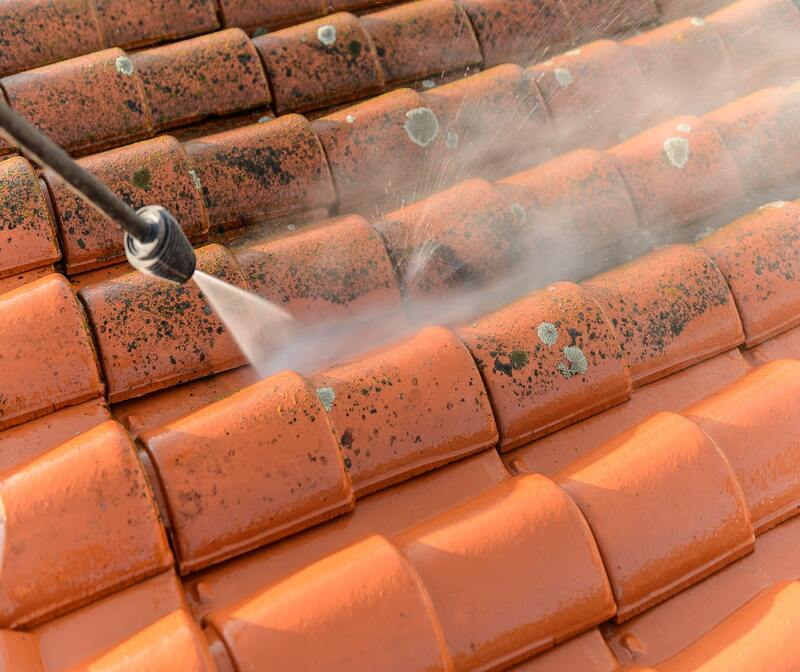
3, 188, 799, 632
2, 0, 797, 163
3, 0, 799, 282
197, 356, 800, 671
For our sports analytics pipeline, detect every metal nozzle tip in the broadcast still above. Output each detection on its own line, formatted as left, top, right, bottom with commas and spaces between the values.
124, 205, 196, 284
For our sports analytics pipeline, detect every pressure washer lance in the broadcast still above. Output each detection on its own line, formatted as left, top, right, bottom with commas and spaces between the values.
0, 101, 196, 284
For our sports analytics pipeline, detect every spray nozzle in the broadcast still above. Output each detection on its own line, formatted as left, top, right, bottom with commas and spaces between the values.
124, 205, 196, 284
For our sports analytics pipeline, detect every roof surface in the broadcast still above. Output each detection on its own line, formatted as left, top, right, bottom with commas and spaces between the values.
2, 0, 800, 669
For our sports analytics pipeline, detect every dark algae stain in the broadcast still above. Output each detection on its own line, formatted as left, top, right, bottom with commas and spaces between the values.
132, 167, 152, 189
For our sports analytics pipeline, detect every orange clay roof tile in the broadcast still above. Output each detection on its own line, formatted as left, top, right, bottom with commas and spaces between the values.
207, 535, 452, 672
0, 420, 172, 628
458, 281, 631, 450
43, 135, 209, 274
183, 114, 336, 233
0, 156, 61, 278
140, 370, 354, 573
309, 325, 498, 496
509, 628, 619, 672
78, 243, 248, 402
0, 273, 104, 431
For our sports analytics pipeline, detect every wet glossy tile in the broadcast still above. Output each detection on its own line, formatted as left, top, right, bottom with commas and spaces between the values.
526, 40, 648, 151
697, 201, 800, 346
685, 360, 800, 534
0, 631, 42, 671
0, 0, 103, 77
560, 0, 658, 36
185, 449, 510, 621
184, 115, 335, 233
396, 474, 615, 670
131, 29, 269, 130
94, 0, 219, 48
253, 13, 384, 114
705, 85, 800, 196
113, 366, 258, 439
495, 149, 639, 262
0, 397, 110, 473
309, 325, 498, 496
582, 245, 744, 386
377, 178, 530, 300
1, 48, 153, 155
624, 17, 736, 120
0, 420, 173, 628
44, 135, 208, 274
312, 88, 444, 208
459, 0, 571, 66
79, 243, 247, 402
659, 0, 728, 20
606, 116, 743, 232
232, 214, 404, 327
141, 370, 353, 573
0, 157, 60, 278
557, 411, 754, 622
656, 581, 800, 672
458, 281, 631, 450
361, 0, 481, 85
0, 274, 103, 431
208, 536, 450, 672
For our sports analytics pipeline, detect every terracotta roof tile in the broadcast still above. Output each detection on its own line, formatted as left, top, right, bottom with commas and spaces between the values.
604, 508, 800, 666
183, 114, 336, 233
129, 29, 270, 131
0, 266, 57, 294
185, 449, 510, 621
697, 200, 800, 346
746, 321, 800, 365
0, 156, 61, 278
0, 420, 172, 628
0, 48, 153, 155
92, 0, 219, 50
230, 214, 405, 326
685, 359, 800, 534
0, 630, 43, 671
207, 535, 451, 672
395, 474, 615, 669
78, 244, 247, 402
360, 0, 482, 85
377, 178, 528, 299
660, 0, 729, 20
458, 281, 631, 450
309, 325, 497, 496
582, 245, 745, 386
0, 397, 110, 473
252, 13, 384, 114
0, 0, 105, 78
509, 349, 752, 476
655, 580, 800, 671
0, 274, 103, 431
140, 370, 353, 573
44, 135, 209, 274
557, 411, 755, 622
216, 0, 327, 33
509, 628, 618, 672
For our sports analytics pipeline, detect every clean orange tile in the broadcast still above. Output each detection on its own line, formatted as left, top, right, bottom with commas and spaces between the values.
557, 411, 754, 622
141, 370, 353, 573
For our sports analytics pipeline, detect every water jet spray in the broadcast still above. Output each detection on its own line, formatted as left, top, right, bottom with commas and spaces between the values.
0, 100, 196, 284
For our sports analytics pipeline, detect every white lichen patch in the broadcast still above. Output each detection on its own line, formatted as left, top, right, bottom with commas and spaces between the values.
510, 202, 526, 224
557, 345, 589, 379
690, 16, 705, 26
422, 79, 436, 89
675, 123, 692, 133
554, 67, 573, 87
316, 386, 335, 411
760, 201, 786, 209
346, 114, 356, 124
188, 169, 202, 192
258, 115, 272, 124
115, 55, 133, 76
663, 136, 691, 169
404, 107, 439, 147
317, 24, 337, 46
537, 321, 558, 346
446, 131, 459, 149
